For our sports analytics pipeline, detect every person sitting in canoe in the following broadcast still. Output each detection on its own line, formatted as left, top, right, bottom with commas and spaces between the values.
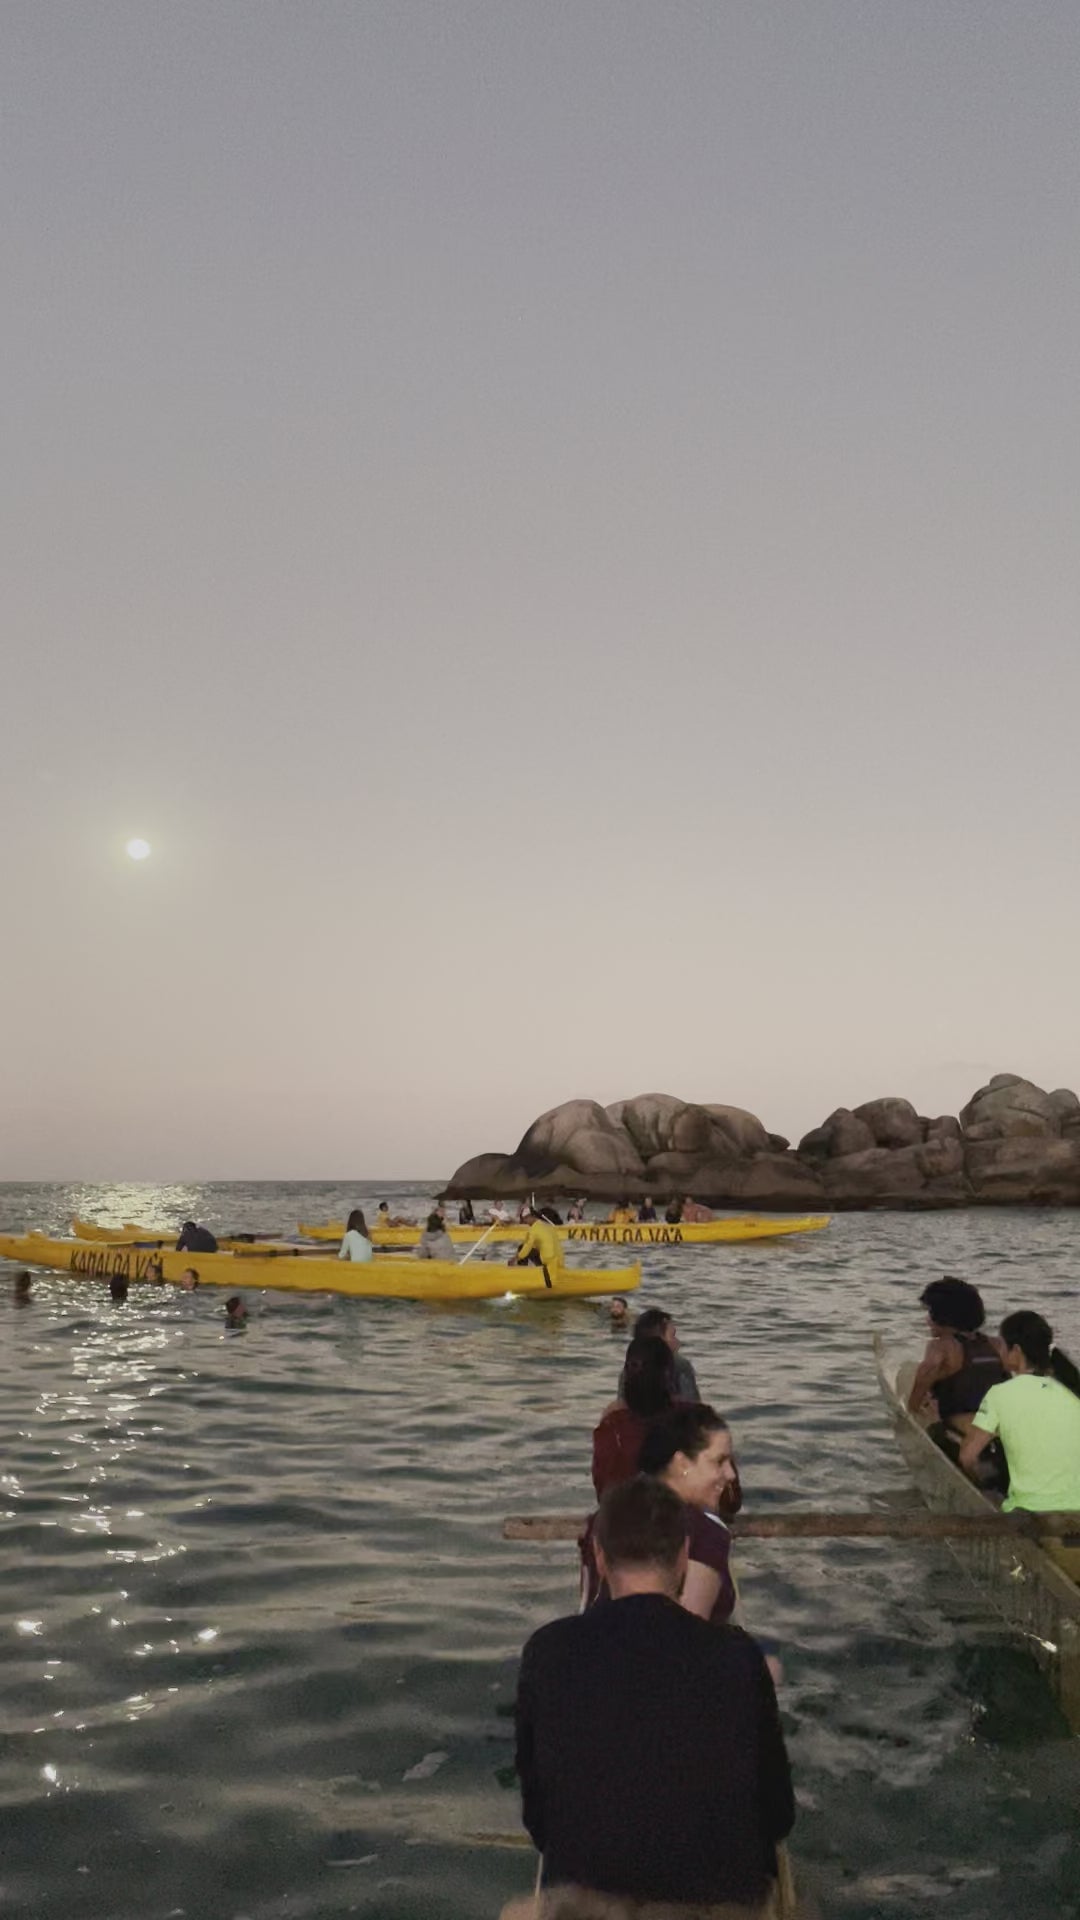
415, 1212, 455, 1261
511, 1206, 562, 1286
606, 1199, 634, 1225
338, 1209, 374, 1263
959, 1311, 1080, 1512
375, 1200, 410, 1229
176, 1220, 218, 1253
906, 1276, 1007, 1446
566, 1198, 586, 1222
681, 1194, 714, 1223
637, 1196, 657, 1221
457, 1198, 475, 1225
663, 1195, 683, 1224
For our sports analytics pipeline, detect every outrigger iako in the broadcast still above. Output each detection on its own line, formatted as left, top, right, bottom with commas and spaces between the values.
0, 1233, 639, 1303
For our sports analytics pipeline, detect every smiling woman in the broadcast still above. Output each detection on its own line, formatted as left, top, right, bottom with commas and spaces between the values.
125, 838, 151, 861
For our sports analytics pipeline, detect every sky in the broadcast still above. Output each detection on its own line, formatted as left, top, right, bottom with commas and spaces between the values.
2, 2, 1078, 1179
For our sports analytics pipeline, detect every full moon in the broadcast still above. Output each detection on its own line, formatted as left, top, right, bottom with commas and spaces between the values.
125, 838, 151, 862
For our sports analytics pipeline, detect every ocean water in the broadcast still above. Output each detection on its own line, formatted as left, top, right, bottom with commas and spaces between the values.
1, 1182, 1079, 1920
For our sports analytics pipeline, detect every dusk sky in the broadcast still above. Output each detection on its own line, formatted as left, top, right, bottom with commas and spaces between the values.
3, 3, 1078, 1179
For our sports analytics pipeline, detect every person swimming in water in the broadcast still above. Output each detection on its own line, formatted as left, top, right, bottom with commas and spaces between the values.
13, 1270, 32, 1304
109, 1274, 129, 1304
225, 1295, 248, 1328
180, 1269, 200, 1291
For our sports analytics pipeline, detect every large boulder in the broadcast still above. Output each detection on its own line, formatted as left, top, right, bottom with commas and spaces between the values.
711, 1154, 827, 1208
821, 1146, 928, 1202
852, 1097, 924, 1149
703, 1105, 772, 1155
960, 1074, 1061, 1140
797, 1108, 875, 1163
515, 1099, 645, 1179
607, 1093, 689, 1160
443, 1152, 519, 1196
964, 1138, 1080, 1203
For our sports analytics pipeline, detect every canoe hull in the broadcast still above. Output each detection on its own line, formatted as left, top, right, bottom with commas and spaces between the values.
0, 1234, 640, 1303
874, 1334, 1080, 1732
297, 1215, 831, 1248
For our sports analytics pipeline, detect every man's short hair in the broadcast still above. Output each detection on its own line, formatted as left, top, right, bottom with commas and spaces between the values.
593, 1475, 687, 1572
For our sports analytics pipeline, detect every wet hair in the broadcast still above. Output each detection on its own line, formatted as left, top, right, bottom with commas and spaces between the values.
638, 1404, 728, 1477
920, 1276, 986, 1334
109, 1274, 128, 1302
346, 1209, 368, 1235
593, 1475, 688, 1573
425, 1212, 444, 1233
634, 1307, 673, 1339
1000, 1311, 1080, 1397
610, 1295, 628, 1310
182, 1270, 200, 1289
14, 1270, 32, 1294
225, 1295, 244, 1315
620, 1335, 676, 1419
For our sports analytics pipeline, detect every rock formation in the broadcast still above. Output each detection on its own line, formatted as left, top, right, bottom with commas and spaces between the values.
442, 1074, 1080, 1209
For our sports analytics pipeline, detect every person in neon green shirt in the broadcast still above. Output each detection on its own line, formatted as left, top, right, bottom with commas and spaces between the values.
960, 1311, 1080, 1512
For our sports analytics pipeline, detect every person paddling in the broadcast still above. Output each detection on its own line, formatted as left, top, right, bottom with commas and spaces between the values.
512, 1206, 562, 1287
959, 1311, 1080, 1512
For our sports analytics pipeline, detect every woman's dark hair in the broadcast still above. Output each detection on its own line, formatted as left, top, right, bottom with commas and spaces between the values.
635, 1307, 672, 1339
346, 1209, 368, 1235
425, 1212, 443, 1233
621, 1335, 676, 1419
1000, 1310, 1080, 1397
638, 1404, 728, 1476
920, 1276, 986, 1333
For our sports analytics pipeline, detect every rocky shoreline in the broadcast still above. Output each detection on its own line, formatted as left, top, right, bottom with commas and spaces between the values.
443, 1075, 1080, 1210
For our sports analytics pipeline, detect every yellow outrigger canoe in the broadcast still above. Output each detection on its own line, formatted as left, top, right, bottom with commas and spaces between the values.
72, 1217, 301, 1254
1, 1233, 639, 1303
297, 1214, 831, 1249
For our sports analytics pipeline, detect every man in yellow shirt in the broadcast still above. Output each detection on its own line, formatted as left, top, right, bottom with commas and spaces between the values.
513, 1207, 563, 1287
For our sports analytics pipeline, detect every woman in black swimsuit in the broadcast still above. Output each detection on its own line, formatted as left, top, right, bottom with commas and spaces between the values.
906, 1275, 1007, 1443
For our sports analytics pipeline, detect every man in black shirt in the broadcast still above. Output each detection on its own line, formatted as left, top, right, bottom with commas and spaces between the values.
513, 1477, 793, 1916
175, 1221, 218, 1254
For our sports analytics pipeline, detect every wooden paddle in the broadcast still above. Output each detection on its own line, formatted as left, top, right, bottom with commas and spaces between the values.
503, 1510, 1080, 1544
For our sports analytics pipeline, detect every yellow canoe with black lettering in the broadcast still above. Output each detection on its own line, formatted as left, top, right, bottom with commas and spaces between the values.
2, 1233, 639, 1302
297, 1215, 831, 1248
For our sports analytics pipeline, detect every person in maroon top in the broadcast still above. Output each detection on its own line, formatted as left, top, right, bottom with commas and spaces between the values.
592, 1335, 743, 1518
591, 1335, 678, 1498
583, 1405, 738, 1624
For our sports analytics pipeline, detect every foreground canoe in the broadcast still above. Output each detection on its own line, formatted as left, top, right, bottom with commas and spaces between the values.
0, 1234, 639, 1303
874, 1333, 1080, 1732
298, 1214, 832, 1249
